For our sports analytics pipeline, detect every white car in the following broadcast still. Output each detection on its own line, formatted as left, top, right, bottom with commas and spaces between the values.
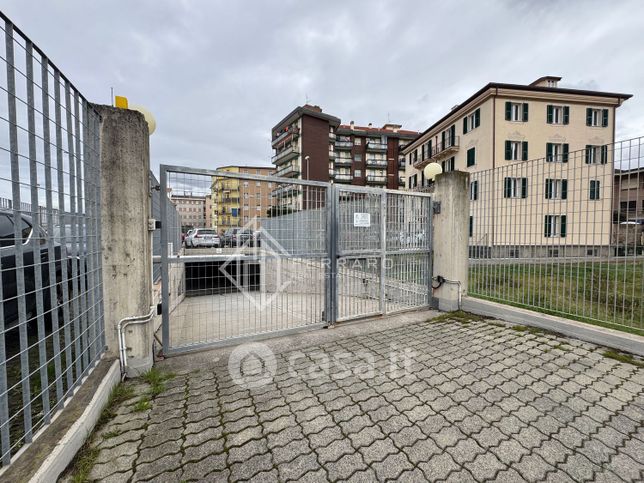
184, 229, 195, 247
191, 228, 221, 248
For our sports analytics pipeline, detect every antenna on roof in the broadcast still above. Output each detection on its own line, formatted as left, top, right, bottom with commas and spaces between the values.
387, 112, 391, 123
305, 93, 310, 104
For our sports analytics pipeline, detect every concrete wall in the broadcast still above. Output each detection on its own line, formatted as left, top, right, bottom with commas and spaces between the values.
94, 104, 153, 375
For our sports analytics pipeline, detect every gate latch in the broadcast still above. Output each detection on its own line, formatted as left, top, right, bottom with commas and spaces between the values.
432, 202, 441, 215
148, 218, 162, 231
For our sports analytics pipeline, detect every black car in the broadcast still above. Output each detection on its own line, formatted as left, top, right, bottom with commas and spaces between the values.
222, 228, 257, 247
0, 209, 66, 331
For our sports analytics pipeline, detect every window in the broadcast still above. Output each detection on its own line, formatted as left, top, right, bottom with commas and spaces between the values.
467, 147, 476, 167
503, 177, 528, 198
620, 200, 637, 212
586, 108, 609, 127
354, 154, 362, 162
545, 179, 568, 200
0, 214, 13, 247
410, 174, 418, 188
354, 169, 362, 178
441, 157, 455, 172
243, 181, 249, 187
589, 180, 601, 200
544, 215, 567, 238
548, 248, 560, 258
505, 102, 529, 122
354, 138, 362, 145
547, 105, 569, 125
462, 108, 481, 134
256, 181, 261, 187
585, 145, 608, 164
509, 248, 520, 258
505, 141, 528, 161
441, 125, 456, 148
469, 216, 473, 237
546, 143, 569, 163
470, 180, 478, 201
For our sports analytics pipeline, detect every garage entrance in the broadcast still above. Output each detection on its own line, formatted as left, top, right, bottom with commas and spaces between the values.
159, 165, 432, 355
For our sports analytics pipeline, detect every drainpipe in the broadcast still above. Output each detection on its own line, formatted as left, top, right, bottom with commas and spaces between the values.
117, 307, 155, 379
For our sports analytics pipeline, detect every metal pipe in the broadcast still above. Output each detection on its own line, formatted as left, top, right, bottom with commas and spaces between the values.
117, 307, 155, 378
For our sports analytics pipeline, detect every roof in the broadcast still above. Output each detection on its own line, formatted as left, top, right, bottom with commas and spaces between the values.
272, 105, 341, 133
217, 165, 274, 171
336, 124, 419, 138
404, 81, 633, 153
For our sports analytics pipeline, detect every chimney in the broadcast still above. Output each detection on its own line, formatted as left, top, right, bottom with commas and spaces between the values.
368, 123, 373, 128
303, 104, 322, 113
350, 121, 355, 130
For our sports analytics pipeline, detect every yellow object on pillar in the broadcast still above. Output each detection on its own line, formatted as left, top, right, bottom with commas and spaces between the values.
114, 95, 128, 109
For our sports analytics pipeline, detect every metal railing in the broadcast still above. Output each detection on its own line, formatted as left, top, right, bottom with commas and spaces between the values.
0, 13, 104, 467
468, 137, 643, 334
150, 172, 180, 284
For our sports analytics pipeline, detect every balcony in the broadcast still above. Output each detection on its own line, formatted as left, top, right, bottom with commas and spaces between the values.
398, 177, 405, 185
275, 162, 300, 177
335, 140, 353, 150
398, 158, 406, 168
329, 150, 336, 160
271, 127, 299, 147
335, 158, 352, 167
335, 173, 352, 183
329, 132, 336, 140
366, 175, 387, 185
413, 136, 460, 169
271, 184, 301, 198
366, 141, 387, 152
222, 197, 240, 203
272, 146, 299, 165
366, 158, 387, 168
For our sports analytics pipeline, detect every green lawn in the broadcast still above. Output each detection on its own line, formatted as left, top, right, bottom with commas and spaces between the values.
469, 260, 643, 336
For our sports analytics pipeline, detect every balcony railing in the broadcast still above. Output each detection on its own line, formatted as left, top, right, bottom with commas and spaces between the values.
271, 127, 299, 147
413, 136, 460, 169
329, 132, 336, 140
329, 150, 336, 159
275, 163, 300, 177
366, 141, 387, 151
335, 158, 352, 166
366, 158, 387, 167
272, 146, 299, 165
271, 184, 301, 198
335, 140, 353, 149
335, 173, 352, 182
366, 175, 387, 184
398, 177, 405, 185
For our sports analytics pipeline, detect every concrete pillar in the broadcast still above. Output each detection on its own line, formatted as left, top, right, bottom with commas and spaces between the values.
94, 104, 153, 376
432, 171, 469, 311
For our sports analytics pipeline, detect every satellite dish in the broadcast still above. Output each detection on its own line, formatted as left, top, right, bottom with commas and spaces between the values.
129, 104, 156, 135
423, 162, 442, 181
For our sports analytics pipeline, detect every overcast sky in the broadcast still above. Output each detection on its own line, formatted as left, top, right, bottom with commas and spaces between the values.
3, 0, 644, 176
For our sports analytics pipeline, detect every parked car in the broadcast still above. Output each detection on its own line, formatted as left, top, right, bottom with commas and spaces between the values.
191, 228, 220, 248
222, 228, 256, 247
0, 209, 66, 331
184, 229, 195, 247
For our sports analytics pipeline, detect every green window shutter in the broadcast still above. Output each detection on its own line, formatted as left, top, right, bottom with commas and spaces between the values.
428, 140, 432, 156
475, 108, 480, 128
563, 106, 570, 125
522, 103, 529, 122
473, 181, 478, 200
469, 216, 473, 237
441, 131, 445, 147
505, 140, 511, 160
601, 145, 608, 164
521, 178, 528, 198
586, 108, 592, 126
562, 143, 569, 163
602, 109, 609, 127
504, 178, 511, 198
505, 102, 512, 121
561, 179, 568, 199
546, 143, 553, 162
467, 147, 475, 167
546, 105, 553, 124
450, 125, 456, 144
463, 117, 468, 134
522, 141, 528, 161
545, 179, 551, 199
544, 216, 551, 237
590, 181, 595, 200
585, 145, 592, 164
560, 215, 567, 238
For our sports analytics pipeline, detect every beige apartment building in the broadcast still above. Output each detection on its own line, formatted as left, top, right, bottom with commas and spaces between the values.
404, 76, 631, 256
211, 165, 274, 233
170, 193, 209, 232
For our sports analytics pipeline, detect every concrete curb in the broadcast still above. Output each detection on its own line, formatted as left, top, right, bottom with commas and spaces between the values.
462, 296, 644, 357
29, 360, 120, 483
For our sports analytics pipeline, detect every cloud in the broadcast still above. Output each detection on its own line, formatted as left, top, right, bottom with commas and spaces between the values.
0, 0, 642, 178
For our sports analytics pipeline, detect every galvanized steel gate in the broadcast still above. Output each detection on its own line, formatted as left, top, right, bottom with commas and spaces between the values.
160, 165, 432, 355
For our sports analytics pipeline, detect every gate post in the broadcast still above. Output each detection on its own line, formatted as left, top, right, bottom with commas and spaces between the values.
432, 171, 469, 311
93, 104, 154, 376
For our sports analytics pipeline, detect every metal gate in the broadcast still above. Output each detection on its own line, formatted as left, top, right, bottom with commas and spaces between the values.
159, 165, 432, 355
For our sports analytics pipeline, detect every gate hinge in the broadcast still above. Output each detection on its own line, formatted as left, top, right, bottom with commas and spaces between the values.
156, 302, 163, 315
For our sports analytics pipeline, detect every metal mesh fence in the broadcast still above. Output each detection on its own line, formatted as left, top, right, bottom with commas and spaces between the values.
468, 137, 643, 333
150, 171, 179, 283
0, 14, 104, 466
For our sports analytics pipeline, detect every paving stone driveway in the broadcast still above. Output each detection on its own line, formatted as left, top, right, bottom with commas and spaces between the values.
87, 316, 644, 482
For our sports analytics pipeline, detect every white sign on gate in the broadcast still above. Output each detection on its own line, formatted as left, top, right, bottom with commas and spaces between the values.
353, 212, 371, 227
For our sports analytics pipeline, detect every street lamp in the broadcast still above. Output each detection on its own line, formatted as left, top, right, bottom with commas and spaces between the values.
304, 155, 310, 180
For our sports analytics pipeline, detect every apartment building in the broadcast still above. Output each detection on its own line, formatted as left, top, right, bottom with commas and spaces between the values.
403, 76, 631, 256
613, 167, 644, 254
170, 194, 208, 232
211, 165, 274, 233
271, 105, 418, 209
